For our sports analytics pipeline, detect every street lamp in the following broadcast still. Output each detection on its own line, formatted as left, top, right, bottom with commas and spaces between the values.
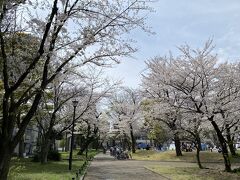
69, 99, 78, 170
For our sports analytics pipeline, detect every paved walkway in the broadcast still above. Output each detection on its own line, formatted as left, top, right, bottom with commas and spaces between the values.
84, 152, 168, 180
84, 152, 240, 180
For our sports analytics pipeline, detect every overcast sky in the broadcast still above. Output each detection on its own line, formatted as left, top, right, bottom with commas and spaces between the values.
106, 0, 240, 88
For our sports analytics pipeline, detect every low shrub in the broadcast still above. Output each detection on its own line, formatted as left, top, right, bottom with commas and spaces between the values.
48, 150, 61, 161
31, 150, 61, 162
32, 153, 40, 162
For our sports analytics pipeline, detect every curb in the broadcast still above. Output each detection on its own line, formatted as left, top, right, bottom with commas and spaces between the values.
132, 159, 224, 163
144, 167, 171, 180
79, 160, 91, 180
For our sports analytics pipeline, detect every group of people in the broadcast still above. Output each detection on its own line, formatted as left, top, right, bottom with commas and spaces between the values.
182, 143, 193, 152
109, 146, 132, 160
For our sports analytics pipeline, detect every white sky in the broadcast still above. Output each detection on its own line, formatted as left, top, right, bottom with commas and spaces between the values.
106, 0, 240, 88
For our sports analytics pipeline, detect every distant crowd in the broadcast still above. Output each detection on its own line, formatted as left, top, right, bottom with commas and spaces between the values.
109, 146, 132, 160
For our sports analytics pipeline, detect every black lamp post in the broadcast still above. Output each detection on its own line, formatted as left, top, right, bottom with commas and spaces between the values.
69, 99, 78, 170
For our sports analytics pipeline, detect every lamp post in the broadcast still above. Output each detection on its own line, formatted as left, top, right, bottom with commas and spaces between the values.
69, 99, 78, 170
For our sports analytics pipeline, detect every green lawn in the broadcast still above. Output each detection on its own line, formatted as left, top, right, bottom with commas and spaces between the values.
134, 150, 240, 179
8, 150, 99, 180
9, 158, 83, 180
132, 150, 240, 163
146, 165, 240, 180
60, 149, 98, 160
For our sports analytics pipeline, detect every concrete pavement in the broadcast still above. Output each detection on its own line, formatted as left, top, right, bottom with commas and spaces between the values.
84, 152, 168, 180
83, 152, 240, 180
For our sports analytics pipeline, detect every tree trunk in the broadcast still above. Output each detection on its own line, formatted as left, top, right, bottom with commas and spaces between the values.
227, 138, 236, 157
85, 147, 88, 159
79, 141, 87, 155
78, 137, 93, 155
174, 133, 182, 156
211, 120, 231, 172
18, 137, 25, 158
195, 135, 203, 169
78, 147, 85, 155
17, 113, 25, 158
95, 140, 101, 151
122, 133, 128, 151
127, 140, 131, 151
129, 123, 136, 153
112, 139, 116, 146
226, 124, 236, 156
0, 153, 11, 180
196, 146, 203, 169
150, 139, 153, 147
0, 140, 12, 180
0, 136, 16, 179
40, 138, 51, 164
0, 91, 43, 178
197, 135, 202, 151
65, 133, 68, 152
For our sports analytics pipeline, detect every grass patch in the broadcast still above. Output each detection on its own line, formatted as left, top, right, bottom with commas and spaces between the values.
147, 165, 240, 180
133, 150, 240, 163
60, 149, 98, 160
9, 149, 99, 180
9, 158, 83, 180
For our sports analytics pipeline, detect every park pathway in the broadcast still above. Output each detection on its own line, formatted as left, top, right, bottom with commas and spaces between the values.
83, 152, 240, 180
84, 152, 168, 180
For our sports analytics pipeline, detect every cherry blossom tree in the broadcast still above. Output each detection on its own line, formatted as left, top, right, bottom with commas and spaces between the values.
141, 100, 171, 149
35, 77, 85, 164
108, 88, 142, 153
142, 66, 183, 156
143, 40, 240, 172
73, 70, 119, 155
75, 107, 100, 157
92, 111, 110, 151
180, 113, 207, 168
0, 0, 152, 178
